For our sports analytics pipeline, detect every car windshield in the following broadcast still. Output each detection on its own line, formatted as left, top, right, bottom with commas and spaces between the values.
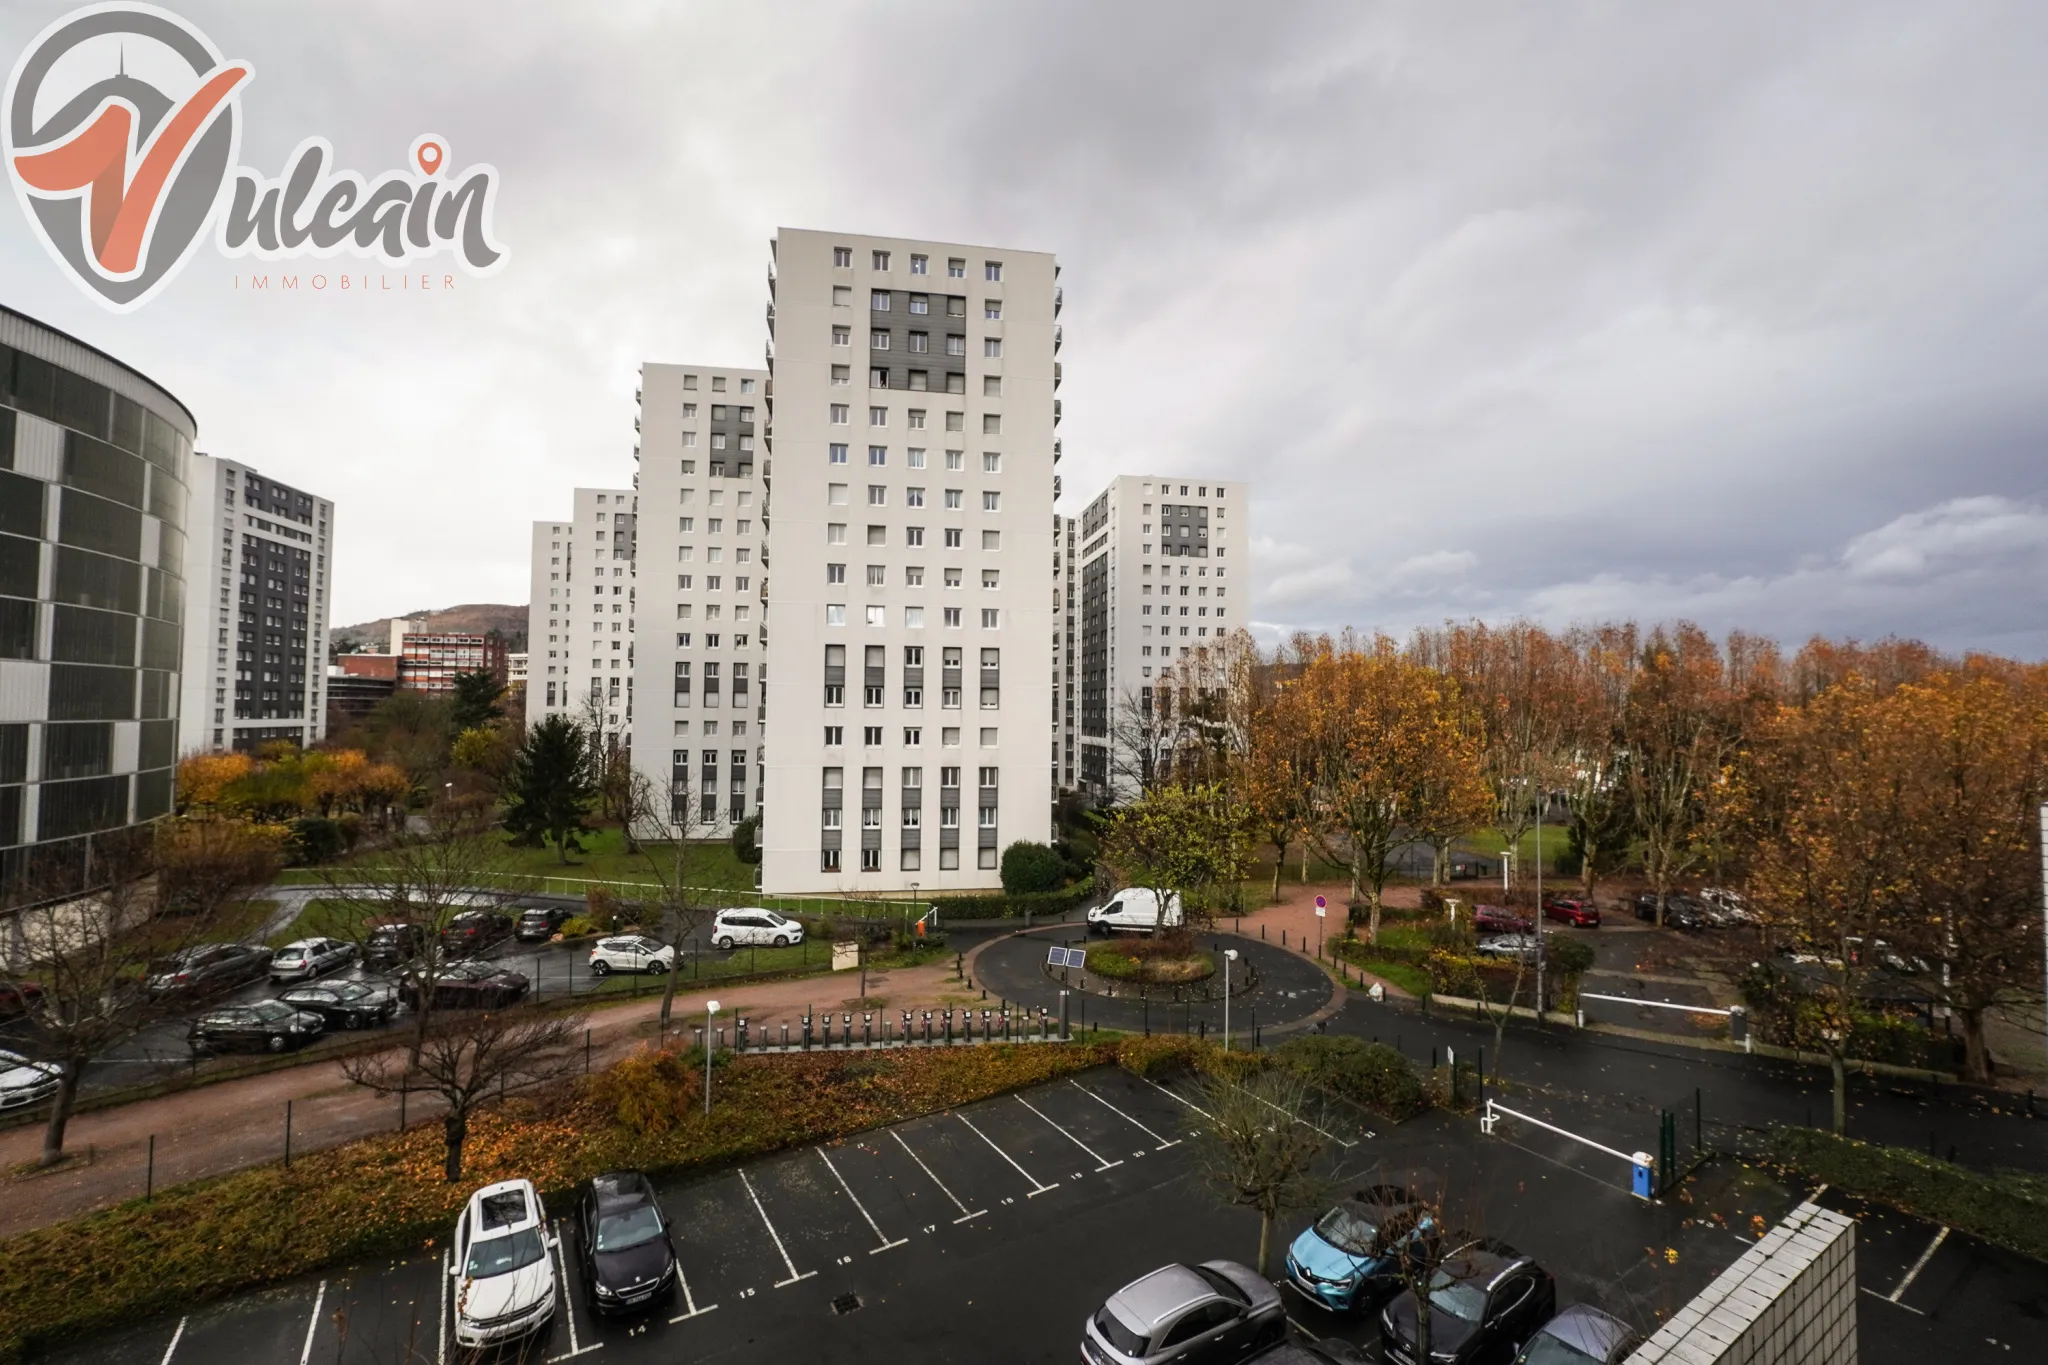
333, 982, 374, 1001
275, 947, 307, 960
1428, 1271, 1489, 1322
1517, 1336, 1601, 1365
1093, 1307, 1148, 1357
594, 1205, 665, 1252
465, 1227, 545, 1278
1313, 1204, 1381, 1255
248, 1001, 295, 1022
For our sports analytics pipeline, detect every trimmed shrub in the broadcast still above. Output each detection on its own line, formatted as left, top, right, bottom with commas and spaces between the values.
1545, 936, 1595, 975
286, 817, 345, 865
1275, 1035, 1428, 1122
999, 840, 1067, 894
731, 815, 761, 864
929, 883, 1094, 918
1767, 1128, 2048, 1263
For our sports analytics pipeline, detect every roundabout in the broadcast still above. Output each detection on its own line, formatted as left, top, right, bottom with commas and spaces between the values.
968, 926, 1338, 1040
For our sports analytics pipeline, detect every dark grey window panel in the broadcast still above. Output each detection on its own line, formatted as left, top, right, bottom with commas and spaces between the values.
63, 432, 145, 509
0, 534, 41, 598
146, 465, 187, 525
51, 604, 135, 666
940, 827, 959, 849
0, 784, 20, 847
37, 773, 128, 839
134, 766, 172, 821
41, 722, 112, 780
49, 663, 134, 720
861, 827, 881, 851
861, 788, 883, 808
0, 724, 25, 783
899, 830, 922, 849
156, 522, 184, 572
821, 829, 842, 851
0, 597, 35, 660
0, 406, 14, 467
109, 393, 143, 455
0, 469, 43, 538
138, 669, 170, 720
139, 718, 176, 771
140, 410, 184, 474
140, 616, 178, 671
50, 366, 111, 440
57, 489, 141, 560
978, 828, 998, 849
900, 788, 922, 807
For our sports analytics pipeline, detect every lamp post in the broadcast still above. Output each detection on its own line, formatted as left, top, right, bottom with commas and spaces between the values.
1223, 949, 1239, 1051
703, 999, 720, 1115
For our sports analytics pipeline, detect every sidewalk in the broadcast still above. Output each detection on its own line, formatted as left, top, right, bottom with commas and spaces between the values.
1230, 880, 1422, 998
0, 958, 976, 1238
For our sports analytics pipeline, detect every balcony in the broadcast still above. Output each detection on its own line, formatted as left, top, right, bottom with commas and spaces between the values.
1053, 398, 1062, 425
1053, 437, 1062, 463
765, 302, 775, 336
1053, 324, 1062, 353
1054, 361, 1062, 390
1053, 286, 1063, 316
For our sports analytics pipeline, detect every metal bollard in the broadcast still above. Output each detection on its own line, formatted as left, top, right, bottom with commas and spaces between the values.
923, 1010, 933, 1044
864, 1012, 873, 1047
945, 1010, 954, 1045
843, 1014, 853, 1047
781, 1022, 790, 1049
902, 1010, 913, 1045
803, 1013, 813, 1050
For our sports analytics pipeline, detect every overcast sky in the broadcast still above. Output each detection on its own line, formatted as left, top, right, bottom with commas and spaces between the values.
6, 1, 2045, 656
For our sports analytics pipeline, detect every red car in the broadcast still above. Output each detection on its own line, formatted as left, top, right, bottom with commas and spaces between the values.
0, 982, 45, 1019
1542, 896, 1601, 928
1473, 904, 1533, 936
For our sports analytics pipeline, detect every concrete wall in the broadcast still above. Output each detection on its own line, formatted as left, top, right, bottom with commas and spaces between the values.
1629, 1200, 1856, 1365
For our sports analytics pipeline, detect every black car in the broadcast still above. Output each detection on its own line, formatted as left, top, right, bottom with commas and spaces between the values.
1511, 1304, 1642, 1365
1631, 894, 1706, 931
364, 921, 426, 971
146, 943, 271, 999
278, 980, 399, 1030
189, 999, 326, 1053
1380, 1238, 1556, 1365
515, 903, 574, 943
577, 1171, 679, 1314
441, 910, 514, 959
399, 960, 529, 1010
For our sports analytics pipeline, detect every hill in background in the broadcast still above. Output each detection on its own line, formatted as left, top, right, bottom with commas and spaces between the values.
331, 603, 527, 655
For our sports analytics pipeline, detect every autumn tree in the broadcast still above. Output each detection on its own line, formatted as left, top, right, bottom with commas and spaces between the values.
1621, 624, 1735, 926
1239, 641, 1316, 901
1100, 781, 1253, 926
153, 816, 289, 919
1557, 624, 1638, 900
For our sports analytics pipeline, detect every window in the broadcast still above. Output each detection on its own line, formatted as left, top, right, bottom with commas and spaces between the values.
821, 849, 842, 872
872, 250, 890, 271
829, 443, 848, 464
864, 445, 887, 468
945, 527, 963, 548
828, 483, 849, 505
824, 725, 843, 745
984, 261, 1002, 282
983, 376, 1002, 398
948, 257, 966, 278
945, 489, 964, 510
832, 365, 850, 386
830, 403, 849, 423
943, 607, 962, 628
908, 294, 929, 315
906, 447, 927, 469
906, 526, 926, 547
980, 609, 1000, 628
827, 562, 846, 584
870, 330, 890, 351
832, 327, 850, 346
866, 524, 887, 546
870, 406, 888, 426
862, 726, 883, 746
910, 253, 928, 275
833, 246, 853, 267
944, 568, 963, 589
901, 486, 925, 509
682, 431, 698, 447
904, 605, 924, 627
984, 300, 1002, 320
907, 331, 928, 353
981, 570, 999, 589
868, 485, 887, 506
981, 529, 1001, 551
982, 491, 1001, 511
865, 605, 885, 627
981, 415, 1001, 437
827, 604, 846, 625
945, 335, 965, 357
866, 563, 886, 586
870, 367, 889, 389
871, 289, 891, 311
983, 337, 1003, 358
946, 411, 965, 432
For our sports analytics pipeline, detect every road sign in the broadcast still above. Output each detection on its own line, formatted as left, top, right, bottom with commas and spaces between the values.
1314, 895, 1327, 918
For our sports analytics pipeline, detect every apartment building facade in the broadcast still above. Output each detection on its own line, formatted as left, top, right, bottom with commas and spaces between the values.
391, 620, 508, 695
1075, 475, 1248, 803
525, 488, 636, 752
1053, 513, 1078, 791
177, 455, 333, 755
759, 229, 1061, 893
628, 362, 770, 837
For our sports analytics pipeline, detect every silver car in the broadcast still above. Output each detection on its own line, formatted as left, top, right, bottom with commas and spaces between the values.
1083, 1260, 1284, 1365
269, 937, 358, 983
0, 1049, 62, 1112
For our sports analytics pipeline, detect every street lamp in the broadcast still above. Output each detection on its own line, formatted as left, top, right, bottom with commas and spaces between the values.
703, 999, 721, 1115
1222, 949, 1240, 1051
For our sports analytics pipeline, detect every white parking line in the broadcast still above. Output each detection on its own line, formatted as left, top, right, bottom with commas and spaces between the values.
1016, 1094, 1122, 1170
891, 1129, 987, 1223
1888, 1226, 1950, 1303
1145, 1073, 1356, 1149
298, 1281, 325, 1365
667, 1258, 718, 1323
957, 1111, 1059, 1197
1143, 1075, 1215, 1119
819, 1146, 908, 1253
438, 1249, 449, 1365
1072, 1080, 1181, 1149
547, 1221, 603, 1359
739, 1169, 817, 1287
158, 1317, 186, 1365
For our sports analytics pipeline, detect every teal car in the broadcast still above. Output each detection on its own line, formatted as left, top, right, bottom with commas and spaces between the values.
1283, 1185, 1420, 1313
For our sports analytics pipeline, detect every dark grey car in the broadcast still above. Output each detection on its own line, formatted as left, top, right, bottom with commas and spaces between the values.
1083, 1260, 1285, 1365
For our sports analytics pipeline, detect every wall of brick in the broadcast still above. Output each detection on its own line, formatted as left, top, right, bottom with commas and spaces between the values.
1628, 1201, 1856, 1364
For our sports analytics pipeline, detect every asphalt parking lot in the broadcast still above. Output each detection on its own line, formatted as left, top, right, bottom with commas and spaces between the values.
37, 1065, 2047, 1364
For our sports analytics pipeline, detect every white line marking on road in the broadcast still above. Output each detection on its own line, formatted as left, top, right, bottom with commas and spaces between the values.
298, 1281, 326, 1365
158, 1317, 186, 1365
546, 1221, 604, 1359
1811, 1183, 1829, 1201
1888, 1226, 1950, 1303
1072, 1080, 1180, 1149
1500, 1137, 1629, 1194
1142, 1075, 1214, 1119
957, 1111, 1059, 1197
667, 1261, 719, 1323
1861, 1286, 1927, 1315
891, 1129, 986, 1223
819, 1146, 908, 1253
438, 1249, 449, 1365
1017, 1094, 1122, 1170
1246, 1087, 1356, 1149
740, 1168, 817, 1286
1286, 1314, 1320, 1340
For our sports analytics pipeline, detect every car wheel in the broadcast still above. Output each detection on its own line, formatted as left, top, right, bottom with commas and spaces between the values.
343, 1013, 361, 1030
715, 935, 734, 951
591, 960, 611, 977
267, 1034, 287, 1053
773, 935, 790, 947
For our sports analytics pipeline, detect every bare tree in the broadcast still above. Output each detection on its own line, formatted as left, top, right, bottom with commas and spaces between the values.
619, 767, 722, 1030
339, 1007, 585, 1181
1191, 1067, 1341, 1275
1366, 1181, 1461, 1365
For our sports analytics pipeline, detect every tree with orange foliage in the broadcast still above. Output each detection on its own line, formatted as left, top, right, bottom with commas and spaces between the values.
1622, 624, 1739, 926
174, 751, 255, 812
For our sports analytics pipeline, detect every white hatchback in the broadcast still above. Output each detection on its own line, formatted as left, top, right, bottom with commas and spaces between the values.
451, 1179, 558, 1348
588, 935, 676, 976
709, 908, 804, 950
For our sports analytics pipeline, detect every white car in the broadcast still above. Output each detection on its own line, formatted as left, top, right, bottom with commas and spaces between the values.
268, 937, 357, 983
451, 1179, 558, 1348
1087, 888, 1184, 936
588, 935, 676, 976
0, 1049, 62, 1113
1476, 934, 1541, 961
709, 908, 804, 949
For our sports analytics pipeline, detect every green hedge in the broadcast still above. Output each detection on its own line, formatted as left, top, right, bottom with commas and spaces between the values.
929, 882, 1094, 918
1766, 1127, 2048, 1262
1274, 1034, 1428, 1122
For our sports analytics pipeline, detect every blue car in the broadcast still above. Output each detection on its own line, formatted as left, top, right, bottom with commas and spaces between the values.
1283, 1185, 1420, 1313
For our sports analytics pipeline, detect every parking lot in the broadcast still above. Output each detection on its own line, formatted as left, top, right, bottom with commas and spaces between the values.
37, 1064, 2046, 1363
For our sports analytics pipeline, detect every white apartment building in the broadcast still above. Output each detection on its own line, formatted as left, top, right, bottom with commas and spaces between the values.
628, 362, 770, 836
1053, 513, 1078, 791
177, 454, 333, 754
759, 229, 1062, 893
1075, 475, 1248, 802
524, 487, 635, 751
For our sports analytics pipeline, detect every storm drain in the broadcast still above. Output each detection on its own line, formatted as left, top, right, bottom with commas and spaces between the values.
832, 1292, 863, 1316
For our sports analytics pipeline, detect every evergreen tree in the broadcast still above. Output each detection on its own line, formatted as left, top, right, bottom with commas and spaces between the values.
502, 715, 595, 861
449, 669, 507, 732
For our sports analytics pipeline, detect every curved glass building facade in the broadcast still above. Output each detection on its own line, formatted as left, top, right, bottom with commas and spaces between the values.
0, 306, 193, 903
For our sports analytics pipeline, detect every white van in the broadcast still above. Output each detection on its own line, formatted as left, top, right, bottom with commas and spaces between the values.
1086, 888, 1185, 936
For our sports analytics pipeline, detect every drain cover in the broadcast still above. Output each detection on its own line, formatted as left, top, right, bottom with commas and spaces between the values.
832, 1292, 863, 1315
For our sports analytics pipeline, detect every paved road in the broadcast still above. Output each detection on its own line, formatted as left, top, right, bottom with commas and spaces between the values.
37, 1064, 2038, 1364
